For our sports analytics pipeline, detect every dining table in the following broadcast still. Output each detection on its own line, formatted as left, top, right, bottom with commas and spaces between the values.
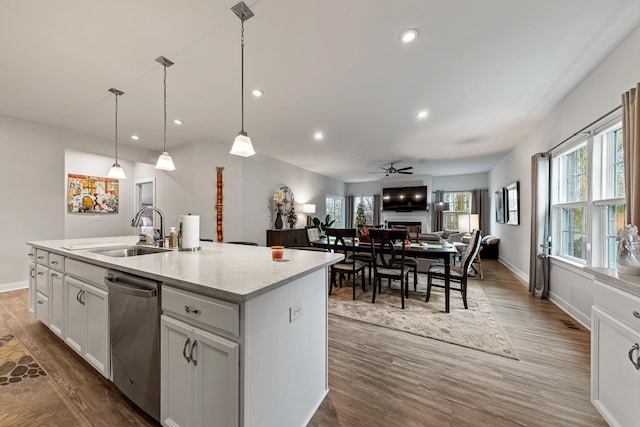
311, 238, 459, 313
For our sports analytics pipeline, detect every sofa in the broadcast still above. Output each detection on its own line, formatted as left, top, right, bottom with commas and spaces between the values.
481, 235, 500, 259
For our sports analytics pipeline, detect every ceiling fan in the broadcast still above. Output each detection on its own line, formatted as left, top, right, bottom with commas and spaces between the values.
373, 162, 414, 176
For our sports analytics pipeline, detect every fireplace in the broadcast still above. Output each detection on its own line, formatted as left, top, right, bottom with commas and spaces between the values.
387, 221, 422, 232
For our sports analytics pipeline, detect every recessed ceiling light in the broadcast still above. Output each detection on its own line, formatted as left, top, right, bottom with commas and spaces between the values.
173, 119, 183, 125
417, 110, 428, 119
314, 131, 324, 141
401, 29, 419, 44
131, 135, 140, 141
252, 89, 263, 97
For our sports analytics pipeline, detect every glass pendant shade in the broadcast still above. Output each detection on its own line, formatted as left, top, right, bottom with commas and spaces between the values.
155, 152, 176, 171
107, 163, 126, 179
230, 132, 255, 157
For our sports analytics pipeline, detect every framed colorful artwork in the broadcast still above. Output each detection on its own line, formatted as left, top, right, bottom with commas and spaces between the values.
67, 174, 119, 213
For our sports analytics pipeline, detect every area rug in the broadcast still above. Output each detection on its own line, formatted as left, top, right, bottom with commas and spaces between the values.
0, 334, 80, 426
328, 274, 519, 360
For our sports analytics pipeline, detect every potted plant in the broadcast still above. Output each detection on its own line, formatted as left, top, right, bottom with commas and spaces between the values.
312, 214, 335, 238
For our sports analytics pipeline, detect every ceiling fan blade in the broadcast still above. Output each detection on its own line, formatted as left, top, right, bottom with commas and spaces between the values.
398, 171, 413, 174
396, 166, 413, 171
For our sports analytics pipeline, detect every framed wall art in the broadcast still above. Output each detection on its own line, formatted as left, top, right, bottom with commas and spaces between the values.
67, 174, 119, 213
506, 181, 520, 225
494, 188, 505, 224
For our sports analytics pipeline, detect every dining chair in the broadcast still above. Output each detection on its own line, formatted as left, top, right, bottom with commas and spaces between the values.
326, 228, 367, 300
369, 228, 410, 309
426, 229, 482, 309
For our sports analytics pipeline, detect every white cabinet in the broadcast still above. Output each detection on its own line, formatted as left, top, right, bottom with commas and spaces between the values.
591, 279, 640, 427
64, 276, 110, 378
161, 286, 240, 427
48, 269, 64, 337
28, 261, 36, 314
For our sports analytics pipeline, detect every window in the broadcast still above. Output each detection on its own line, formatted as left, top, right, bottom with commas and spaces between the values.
325, 194, 345, 228
553, 143, 588, 261
594, 122, 625, 267
551, 118, 625, 267
443, 192, 472, 231
353, 195, 374, 226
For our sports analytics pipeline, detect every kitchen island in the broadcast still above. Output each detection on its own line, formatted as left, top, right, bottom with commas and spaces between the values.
27, 236, 342, 427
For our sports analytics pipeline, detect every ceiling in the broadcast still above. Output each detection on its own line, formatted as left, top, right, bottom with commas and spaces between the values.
2, 0, 640, 183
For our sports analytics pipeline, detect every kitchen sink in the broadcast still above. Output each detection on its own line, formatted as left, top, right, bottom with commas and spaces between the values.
89, 246, 171, 257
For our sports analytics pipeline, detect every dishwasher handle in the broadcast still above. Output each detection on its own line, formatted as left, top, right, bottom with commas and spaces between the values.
105, 271, 159, 298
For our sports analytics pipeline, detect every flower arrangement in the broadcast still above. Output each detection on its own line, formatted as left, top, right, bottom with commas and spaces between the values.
273, 189, 285, 214
287, 206, 298, 228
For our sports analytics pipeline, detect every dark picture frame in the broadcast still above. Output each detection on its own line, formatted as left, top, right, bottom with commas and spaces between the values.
506, 181, 520, 225
494, 189, 505, 224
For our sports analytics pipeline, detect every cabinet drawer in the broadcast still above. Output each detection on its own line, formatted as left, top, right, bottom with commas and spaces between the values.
162, 287, 239, 338
65, 259, 107, 290
35, 264, 49, 295
35, 249, 49, 265
35, 291, 50, 325
27, 246, 36, 260
49, 253, 65, 272
594, 280, 640, 329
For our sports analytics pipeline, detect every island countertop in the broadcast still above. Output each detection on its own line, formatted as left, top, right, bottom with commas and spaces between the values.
584, 266, 640, 298
28, 236, 343, 303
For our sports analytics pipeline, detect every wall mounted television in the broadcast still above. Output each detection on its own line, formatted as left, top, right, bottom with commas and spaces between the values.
382, 186, 428, 212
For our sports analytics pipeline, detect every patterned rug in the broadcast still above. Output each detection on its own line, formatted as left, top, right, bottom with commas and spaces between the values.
328, 274, 519, 360
0, 334, 80, 426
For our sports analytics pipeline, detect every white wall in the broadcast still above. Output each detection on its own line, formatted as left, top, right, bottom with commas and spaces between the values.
488, 24, 640, 326
64, 150, 135, 238
432, 173, 488, 192
0, 116, 152, 287
240, 153, 346, 246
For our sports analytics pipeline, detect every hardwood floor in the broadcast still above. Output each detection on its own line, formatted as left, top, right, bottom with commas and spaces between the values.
309, 260, 604, 427
0, 260, 603, 426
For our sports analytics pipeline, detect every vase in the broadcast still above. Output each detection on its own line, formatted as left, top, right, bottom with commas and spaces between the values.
275, 212, 283, 230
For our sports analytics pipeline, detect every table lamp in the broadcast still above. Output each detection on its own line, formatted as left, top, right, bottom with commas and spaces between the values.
302, 204, 316, 226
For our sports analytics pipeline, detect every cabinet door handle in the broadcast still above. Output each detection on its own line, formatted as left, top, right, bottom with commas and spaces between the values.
183, 337, 192, 363
629, 343, 640, 370
76, 289, 85, 305
37, 300, 43, 305
190, 340, 198, 366
37, 256, 44, 260
51, 273, 58, 278
50, 260, 58, 265
184, 306, 201, 315
634, 310, 640, 319
80, 290, 86, 305
30, 268, 35, 279
37, 272, 44, 276
28, 253, 34, 257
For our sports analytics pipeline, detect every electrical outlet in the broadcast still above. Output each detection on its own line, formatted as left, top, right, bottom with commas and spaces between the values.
290, 301, 303, 322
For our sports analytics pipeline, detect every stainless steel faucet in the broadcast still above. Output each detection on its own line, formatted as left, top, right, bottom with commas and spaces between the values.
132, 206, 167, 247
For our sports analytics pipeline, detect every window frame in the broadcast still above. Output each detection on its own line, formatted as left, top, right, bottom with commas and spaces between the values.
550, 114, 625, 268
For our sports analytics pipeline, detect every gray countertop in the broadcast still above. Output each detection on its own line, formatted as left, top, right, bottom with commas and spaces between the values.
584, 266, 640, 298
28, 236, 343, 303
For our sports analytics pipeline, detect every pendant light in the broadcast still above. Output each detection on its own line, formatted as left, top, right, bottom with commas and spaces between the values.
107, 88, 126, 179
230, 1, 256, 157
155, 55, 176, 171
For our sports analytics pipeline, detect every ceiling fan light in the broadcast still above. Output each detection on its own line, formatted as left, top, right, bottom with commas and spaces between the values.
107, 164, 126, 179
155, 152, 176, 171
230, 132, 255, 157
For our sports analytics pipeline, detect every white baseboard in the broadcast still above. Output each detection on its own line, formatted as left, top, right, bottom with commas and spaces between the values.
497, 257, 529, 283
0, 281, 28, 293
549, 291, 591, 330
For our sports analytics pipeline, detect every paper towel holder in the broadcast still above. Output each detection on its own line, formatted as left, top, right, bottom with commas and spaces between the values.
178, 214, 201, 251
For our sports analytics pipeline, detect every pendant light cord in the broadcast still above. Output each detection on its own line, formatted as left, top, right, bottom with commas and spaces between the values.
163, 64, 167, 152
241, 21, 245, 133
114, 93, 119, 163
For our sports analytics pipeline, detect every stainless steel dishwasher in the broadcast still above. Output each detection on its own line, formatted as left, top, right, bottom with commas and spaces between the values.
105, 270, 161, 422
